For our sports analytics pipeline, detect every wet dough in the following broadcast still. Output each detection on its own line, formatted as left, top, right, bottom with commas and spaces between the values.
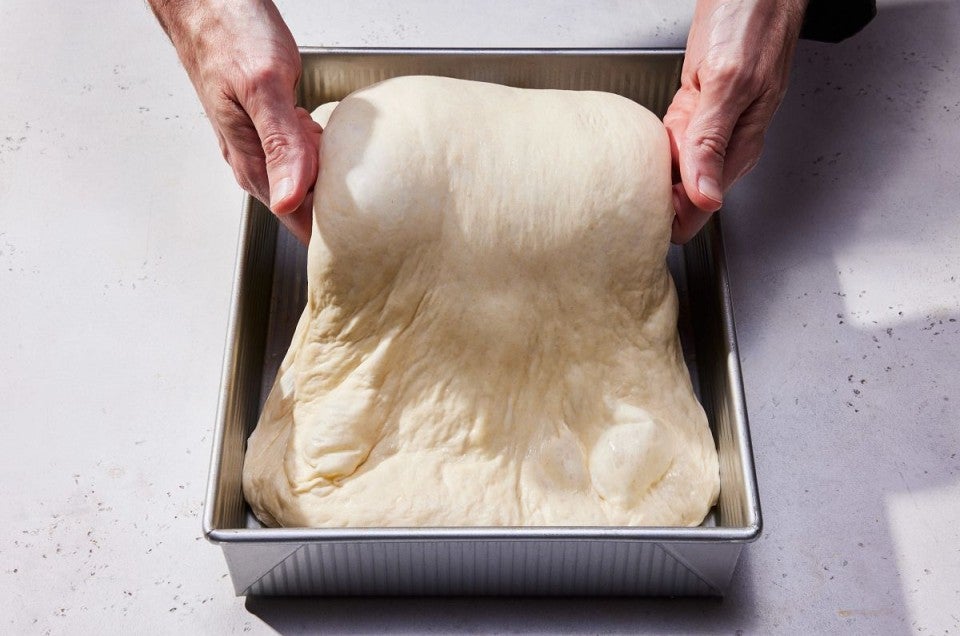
242, 76, 719, 527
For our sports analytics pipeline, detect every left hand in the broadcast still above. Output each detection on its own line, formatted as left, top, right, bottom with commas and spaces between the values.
664, 0, 808, 243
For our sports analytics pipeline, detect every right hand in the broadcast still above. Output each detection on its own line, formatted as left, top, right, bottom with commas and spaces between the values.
150, 0, 321, 244
664, 0, 807, 244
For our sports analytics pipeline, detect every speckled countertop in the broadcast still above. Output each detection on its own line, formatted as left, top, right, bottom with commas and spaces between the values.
1, 0, 958, 633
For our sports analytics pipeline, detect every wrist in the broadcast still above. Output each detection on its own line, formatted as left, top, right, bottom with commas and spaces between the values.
150, 0, 255, 71
148, 0, 212, 69
147, 0, 205, 40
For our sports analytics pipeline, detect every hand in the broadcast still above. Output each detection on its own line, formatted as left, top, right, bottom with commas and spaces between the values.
664, 0, 808, 243
149, 0, 320, 244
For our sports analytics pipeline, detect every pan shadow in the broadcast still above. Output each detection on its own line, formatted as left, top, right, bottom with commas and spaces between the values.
244, 554, 758, 634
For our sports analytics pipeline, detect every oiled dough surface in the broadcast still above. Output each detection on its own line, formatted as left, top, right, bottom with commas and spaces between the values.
242, 76, 719, 527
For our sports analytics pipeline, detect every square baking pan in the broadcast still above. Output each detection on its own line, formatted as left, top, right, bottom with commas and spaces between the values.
203, 48, 762, 597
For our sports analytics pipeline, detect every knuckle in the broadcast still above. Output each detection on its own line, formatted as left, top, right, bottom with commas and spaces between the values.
248, 63, 283, 90
700, 57, 743, 86
691, 129, 729, 161
230, 66, 293, 117
237, 61, 296, 105
260, 130, 300, 164
237, 59, 287, 91
701, 57, 762, 95
231, 164, 266, 201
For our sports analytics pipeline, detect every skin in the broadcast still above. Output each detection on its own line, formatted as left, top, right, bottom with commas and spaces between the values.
148, 0, 319, 243
149, 0, 808, 245
665, 0, 808, 242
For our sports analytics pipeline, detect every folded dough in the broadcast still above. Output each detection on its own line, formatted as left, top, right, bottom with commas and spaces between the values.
242, 76, 719, 527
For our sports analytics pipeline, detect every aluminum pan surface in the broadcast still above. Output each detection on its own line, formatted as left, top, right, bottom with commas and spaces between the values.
295, 47, 685, 119
206, 211, 760, 544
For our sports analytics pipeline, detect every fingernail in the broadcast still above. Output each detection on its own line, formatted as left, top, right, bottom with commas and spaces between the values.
270, 177, 294, 210
697, 176, 723, 205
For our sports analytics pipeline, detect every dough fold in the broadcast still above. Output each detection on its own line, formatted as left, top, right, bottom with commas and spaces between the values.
242, 76, 720, 527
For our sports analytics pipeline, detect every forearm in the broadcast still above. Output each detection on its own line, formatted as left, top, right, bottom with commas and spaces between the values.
148, 0, 279, 72
147, 0, 213, 74
689, 0, 808, 53
146, 0, 207, 46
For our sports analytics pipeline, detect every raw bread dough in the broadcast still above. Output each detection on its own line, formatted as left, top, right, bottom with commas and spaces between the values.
242, 76, 720, 527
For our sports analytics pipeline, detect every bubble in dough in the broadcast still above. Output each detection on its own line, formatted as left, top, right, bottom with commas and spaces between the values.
242, 75, 720, 528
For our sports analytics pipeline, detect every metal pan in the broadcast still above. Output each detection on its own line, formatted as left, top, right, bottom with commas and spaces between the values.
203, 48, 761, 597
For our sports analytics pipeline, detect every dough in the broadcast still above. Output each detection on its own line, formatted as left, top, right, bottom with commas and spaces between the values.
242, 76, 720, 527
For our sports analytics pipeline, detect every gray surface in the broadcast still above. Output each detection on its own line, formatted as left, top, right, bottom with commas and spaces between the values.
1, 0, 958, 633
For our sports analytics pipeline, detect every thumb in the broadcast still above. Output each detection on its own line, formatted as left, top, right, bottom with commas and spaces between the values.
248, 93, 317, 216
678, 94, 741, 213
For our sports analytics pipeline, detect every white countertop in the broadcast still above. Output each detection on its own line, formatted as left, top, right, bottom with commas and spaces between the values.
1, 0, 958, 633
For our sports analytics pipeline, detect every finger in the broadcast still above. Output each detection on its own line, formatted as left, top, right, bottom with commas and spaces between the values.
296, 106, 324, 134
722, 128, 763, 191
223, 141, 270, 205
280, 107, 322, 246
670, 118, 765, 245
210, 97, 273, 204
677, 81, 753, 213
276, 187, 313, 245
670, 183, 714, 244
721, 106, 770, 189
246, 86, 318, 217
297, 106, 323, 160
663, 87, 696, 185
665, 114, 684, 185
670, 120, 768, 245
